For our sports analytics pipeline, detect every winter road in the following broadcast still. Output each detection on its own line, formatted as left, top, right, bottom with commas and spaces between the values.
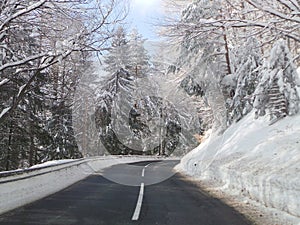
0, 160, 251, 225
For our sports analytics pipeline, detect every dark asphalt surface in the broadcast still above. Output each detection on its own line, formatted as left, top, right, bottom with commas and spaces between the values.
0, 160, 252, 225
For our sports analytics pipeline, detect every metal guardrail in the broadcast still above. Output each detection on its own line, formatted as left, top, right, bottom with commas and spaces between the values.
0, 158, 88, 184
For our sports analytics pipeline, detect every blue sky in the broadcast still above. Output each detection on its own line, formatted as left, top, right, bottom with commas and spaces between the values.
126, 0, 164, 40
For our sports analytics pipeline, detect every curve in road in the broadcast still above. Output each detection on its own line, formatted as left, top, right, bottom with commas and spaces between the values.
0, 160, 252, 225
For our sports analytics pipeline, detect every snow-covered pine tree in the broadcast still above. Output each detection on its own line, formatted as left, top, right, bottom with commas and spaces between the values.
103, 26, 130, 73
96, 27, 156, 155
0, 0, 130, 170
0, 14, 52, 170
104, 68, 134, 96
175, 0, 229, 135
254, 39, 300, 124
73, 69, 105, 157
42, 13, 90, 161
228, 37, 262, 122
127, 29, 150, 77
96, 68, 135, 154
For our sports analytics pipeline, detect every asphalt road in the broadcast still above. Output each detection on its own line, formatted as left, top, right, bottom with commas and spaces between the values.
0, 160, 252, 225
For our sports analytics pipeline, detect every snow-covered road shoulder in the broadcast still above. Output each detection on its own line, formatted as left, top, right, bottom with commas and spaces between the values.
176, 112, 300, 224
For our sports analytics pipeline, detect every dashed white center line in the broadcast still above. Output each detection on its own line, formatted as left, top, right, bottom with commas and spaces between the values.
132, 162, 153, 221
141, 162, 151, 177
142, 168, 145, 177
131, 182, 145, 221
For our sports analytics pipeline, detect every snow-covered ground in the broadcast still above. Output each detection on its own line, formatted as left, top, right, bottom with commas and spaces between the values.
176, 111, 300, 224
297, 67, 300, 101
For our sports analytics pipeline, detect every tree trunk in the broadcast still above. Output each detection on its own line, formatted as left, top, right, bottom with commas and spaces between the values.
5, 121, 13, 171
29, 134, 34, 167
222, 27, 232, 75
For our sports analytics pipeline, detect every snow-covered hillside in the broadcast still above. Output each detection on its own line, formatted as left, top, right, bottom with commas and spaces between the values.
176, 111, 300, 224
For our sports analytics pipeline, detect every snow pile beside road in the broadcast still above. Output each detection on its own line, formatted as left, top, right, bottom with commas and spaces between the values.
177, 112, 300, 223
297, 67, 300, 107
29, 159, 76, 169
0, 159, 88, 215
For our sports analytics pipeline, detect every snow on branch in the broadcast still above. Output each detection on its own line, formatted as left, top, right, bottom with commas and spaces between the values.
245, 0, 300, 24
179, 17, 300, 43
278, 0, 300, 12
0, 0, 47, 32
0, 107, 11, 120
0, 53, 47, 72
0, 78, 9, 87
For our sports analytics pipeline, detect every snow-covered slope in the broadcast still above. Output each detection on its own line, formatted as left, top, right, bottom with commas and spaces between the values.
176, 112, 300, 224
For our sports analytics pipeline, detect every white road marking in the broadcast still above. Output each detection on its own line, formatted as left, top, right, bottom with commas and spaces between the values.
132, 182, 145, 221
132, 162, 156, 220
141, 162, 152, 177
142, 168, 145, 177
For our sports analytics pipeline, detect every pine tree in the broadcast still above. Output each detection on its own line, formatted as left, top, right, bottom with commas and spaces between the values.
229, 37, 262, 122
95, 27, 155, 155
103, 26, 130, 73
254, 39, 300, 123
0, 0, 130, 170
176, 0, 228, 135
95, 68, 136, 155
127, 29, 150, 77
0, 16, 49, 169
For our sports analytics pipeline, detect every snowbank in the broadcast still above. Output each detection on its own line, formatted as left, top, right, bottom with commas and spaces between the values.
29, 159, 76, 169
297, 67, 300, 107
176, 112, 300, 224
0, 156, 157, 215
